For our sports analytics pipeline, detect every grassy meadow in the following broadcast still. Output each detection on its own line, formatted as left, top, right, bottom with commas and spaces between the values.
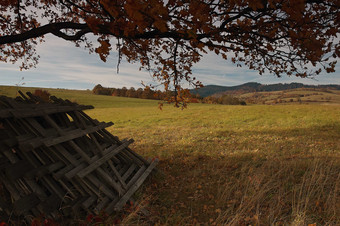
1, 86, 340, 225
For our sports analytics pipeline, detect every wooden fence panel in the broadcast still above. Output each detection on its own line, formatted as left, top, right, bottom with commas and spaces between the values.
0, 93, 158, 222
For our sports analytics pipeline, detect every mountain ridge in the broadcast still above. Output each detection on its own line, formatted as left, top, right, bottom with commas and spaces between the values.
190, 82, 340, 97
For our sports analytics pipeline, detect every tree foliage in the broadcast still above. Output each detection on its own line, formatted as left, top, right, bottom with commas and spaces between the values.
1, 0, 339, 106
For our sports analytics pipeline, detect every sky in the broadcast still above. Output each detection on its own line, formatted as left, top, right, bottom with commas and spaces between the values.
1, 34, 340, 90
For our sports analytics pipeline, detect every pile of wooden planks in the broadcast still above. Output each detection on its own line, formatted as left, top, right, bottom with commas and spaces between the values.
0, 92, 158, 222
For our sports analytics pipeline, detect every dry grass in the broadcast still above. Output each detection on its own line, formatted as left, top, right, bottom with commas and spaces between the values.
1, 86, 340, 225
214, 157, 340, 225
238, 88, 340, 105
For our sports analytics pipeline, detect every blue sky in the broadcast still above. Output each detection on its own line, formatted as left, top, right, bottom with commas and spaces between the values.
1, 34, 339, 90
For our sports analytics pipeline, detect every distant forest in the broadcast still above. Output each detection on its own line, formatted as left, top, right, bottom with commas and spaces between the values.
91, 84, 246, 105
92, 84, 172, 100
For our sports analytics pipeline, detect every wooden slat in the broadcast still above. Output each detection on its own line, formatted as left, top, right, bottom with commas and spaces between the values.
82, 195, 96, 209
113, 159, 159, 211
108, 160, 127, 189
0, 156, 9, 170
64, 163, 86, 179
122, 164, 137, 182
44, 122, 113, 147
33, 161, 65, 178
126, 165, 147, 189
86, 174, 116, 200
53, 164, 74, 180
13, 194, 40, 215
6, 105, 93, 119
96, 168, 124, 195
39, 194, 61, 215
77, 140, 133, 178
6, 160, 33, 180
94, 197, 110, 213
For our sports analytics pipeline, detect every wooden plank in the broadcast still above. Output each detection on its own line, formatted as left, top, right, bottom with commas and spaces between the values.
0, 109, 11, 118
113, 159, 159, 211
13, 194, 40, 215
100, 196, 119, 215
18, 90, 29, 101
82, 195, 97, 209
68, 141, 91, 162
0, 156, 9, 170
108, 160, 127, 189
64, 163, 86, 179
2, 149, 19, 164
0, 178, 21, 201
94, 197, 110, 214
86, 174, 117, 200
77, 140, 133, 178
18, 136, 43, 150
43, 122, 113, 147
24, 178, 48, 199
0, 197, 10, 214
54, 144, 80, 166
6, 160, 33, 180
33, 161, 65, 178
122, 164, 137, 182
126, 165, 147, 189
100, 129, 149, 165
72, 196, 89, 214
81, 178, 101, 198
7, 105, 93, 119
24, 118, 47, 137
57, 180, 77, 199
68, 179, 87, 196
43, 115, 63, 135
96, 168, 123, 195
53, 164, 74, 180
41, 175, 67, 200
39, 194, 61, 215
1, 137, 17, 149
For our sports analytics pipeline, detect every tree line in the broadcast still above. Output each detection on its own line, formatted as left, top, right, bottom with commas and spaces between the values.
92, 84, 246, 105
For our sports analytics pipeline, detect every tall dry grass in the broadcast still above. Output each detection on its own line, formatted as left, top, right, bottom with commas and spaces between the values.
214, 156, 340, 225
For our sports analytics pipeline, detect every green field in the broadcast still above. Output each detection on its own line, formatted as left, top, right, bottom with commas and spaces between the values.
1, 86, 340, 225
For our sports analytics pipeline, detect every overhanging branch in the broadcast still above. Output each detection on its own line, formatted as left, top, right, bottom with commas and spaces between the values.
0, 22, 90, 45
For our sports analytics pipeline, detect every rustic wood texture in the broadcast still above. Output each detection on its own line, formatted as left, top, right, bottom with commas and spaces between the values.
0, 93, 158, 222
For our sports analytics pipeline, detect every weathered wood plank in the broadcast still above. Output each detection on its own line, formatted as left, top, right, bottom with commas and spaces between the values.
122, 164, 137, 182
86, 174, 117, 200
77, 140, 133, 178
13, 194, 40, 215
64, 163, 86, 179
0, 156, 9, 170
39, 194, 61, 215
3, 105, 94, 119
94, 197, 110, 214
113, 159, 159, 211
53, 164, 74, 180
108, 160, 127, 189
96, 168, 124, 196
44, 122, 113, 147
5, 160, 33, 180
82, 195, 96, 209
33, 161, 65, 178
126, 165, 147, 189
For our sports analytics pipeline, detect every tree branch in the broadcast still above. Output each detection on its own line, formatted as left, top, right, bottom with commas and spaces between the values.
0, 22, 90, 45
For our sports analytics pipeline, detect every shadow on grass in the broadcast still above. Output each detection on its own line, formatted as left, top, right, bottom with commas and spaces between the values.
126, 124, 340, 225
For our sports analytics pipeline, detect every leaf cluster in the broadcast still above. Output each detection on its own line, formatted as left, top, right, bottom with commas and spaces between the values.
0, 0, 339, 106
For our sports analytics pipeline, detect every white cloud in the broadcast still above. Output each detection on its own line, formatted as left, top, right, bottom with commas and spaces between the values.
1, 34, 339, 89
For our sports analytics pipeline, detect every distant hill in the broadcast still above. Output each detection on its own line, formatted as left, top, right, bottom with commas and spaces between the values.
190, 82, 340, 97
